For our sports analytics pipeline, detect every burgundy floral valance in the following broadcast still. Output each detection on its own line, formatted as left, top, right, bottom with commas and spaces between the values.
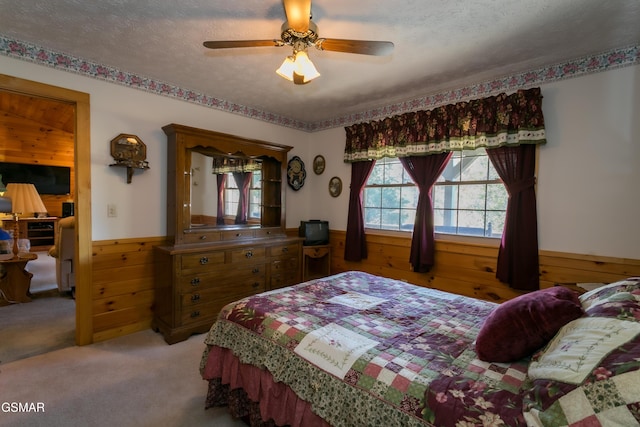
344, 88, 546, 162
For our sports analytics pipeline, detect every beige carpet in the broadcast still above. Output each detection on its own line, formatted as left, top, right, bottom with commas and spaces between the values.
0, 329, 246, 427
25, 250, 59, 294
0, 251, 75, 364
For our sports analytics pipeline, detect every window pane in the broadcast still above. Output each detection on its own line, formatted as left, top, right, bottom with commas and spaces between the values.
381, 187, 400, 208
459, 184, 486, 210
486, 184, 508, 211
458, 210, 486, 236
368, 163, 384, 185
434, 209, 458, 234
381, 209, 400, 230
486, 210, 505, 238
401, 186, 418, 209
460, 153, 489, 181
433, 185, 458, 209
439, 153, 461, 182
400, 209, 416, 231
384, 160, 404, 185
364, 208, 381, 228
364, 187, 381, 208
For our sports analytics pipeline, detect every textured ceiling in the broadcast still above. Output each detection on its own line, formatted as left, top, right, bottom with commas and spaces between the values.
0, 0, 639, 131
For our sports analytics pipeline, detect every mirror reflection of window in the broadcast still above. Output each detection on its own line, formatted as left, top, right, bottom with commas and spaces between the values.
224, 170, 262, 220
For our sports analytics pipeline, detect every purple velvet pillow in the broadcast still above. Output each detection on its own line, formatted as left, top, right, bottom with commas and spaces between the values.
475, 286, 584, 362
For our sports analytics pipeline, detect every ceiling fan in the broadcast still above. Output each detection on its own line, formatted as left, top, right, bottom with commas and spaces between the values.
203, 0, 394, 84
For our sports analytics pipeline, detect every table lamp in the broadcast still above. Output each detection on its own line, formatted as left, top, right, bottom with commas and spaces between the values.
2, 183, 47, 256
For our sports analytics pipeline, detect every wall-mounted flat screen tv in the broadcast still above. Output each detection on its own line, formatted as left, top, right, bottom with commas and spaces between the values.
0, 162, 71, 195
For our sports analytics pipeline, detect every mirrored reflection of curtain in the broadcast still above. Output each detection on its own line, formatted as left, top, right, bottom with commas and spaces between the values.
216, 174, 226, 225
399, 153, 452, 273
344, 160, 376, 261
232, 172, 252, 224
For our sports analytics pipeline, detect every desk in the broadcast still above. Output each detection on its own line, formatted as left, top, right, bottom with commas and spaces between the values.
302, 245, 331, 281
0, 253, 38, 303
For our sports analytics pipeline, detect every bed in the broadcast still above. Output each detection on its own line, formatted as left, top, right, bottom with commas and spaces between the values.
200, 271, 640, 426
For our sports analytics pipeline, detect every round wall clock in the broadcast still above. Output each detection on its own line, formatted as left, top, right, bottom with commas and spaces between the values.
287, 156, 306, 191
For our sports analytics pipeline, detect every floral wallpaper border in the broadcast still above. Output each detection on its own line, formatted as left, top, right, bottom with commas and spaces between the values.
1, 34, 638, 133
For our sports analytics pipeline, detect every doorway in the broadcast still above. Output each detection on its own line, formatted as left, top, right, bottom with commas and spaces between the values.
0, 73, 92, 345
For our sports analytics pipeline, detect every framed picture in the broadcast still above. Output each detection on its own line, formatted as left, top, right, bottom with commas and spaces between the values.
328, 176, 342, 197
313, 155, 325, 175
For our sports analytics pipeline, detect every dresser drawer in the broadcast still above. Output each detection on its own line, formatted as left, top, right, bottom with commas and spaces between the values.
229, 246, 265, 263
221, 229, 255, 241
178, 262, 265, 292
180, 252, 225, 271
182, 230, 221, 244
180, 277, 266, 324
269, 242, 300, 258
271, 256, 299, 273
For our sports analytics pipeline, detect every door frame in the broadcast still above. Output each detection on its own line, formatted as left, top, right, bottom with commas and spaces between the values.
0, 73, 93, 345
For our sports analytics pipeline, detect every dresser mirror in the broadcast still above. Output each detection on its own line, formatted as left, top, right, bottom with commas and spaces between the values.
163, 123, 292, 245
189, 149, 263, 229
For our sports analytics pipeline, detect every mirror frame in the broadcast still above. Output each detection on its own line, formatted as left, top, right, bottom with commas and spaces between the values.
163, 124, 292, 245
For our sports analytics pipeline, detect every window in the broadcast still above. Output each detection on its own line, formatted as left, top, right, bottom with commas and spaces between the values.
363, 149, 507, 237
224, 170, 262, 219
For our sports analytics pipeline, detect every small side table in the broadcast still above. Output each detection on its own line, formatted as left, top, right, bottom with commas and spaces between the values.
302, 245, 331, 281
0, 253, 38, 303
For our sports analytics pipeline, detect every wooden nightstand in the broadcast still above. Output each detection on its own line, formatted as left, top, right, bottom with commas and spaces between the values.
302, 244, 331, 281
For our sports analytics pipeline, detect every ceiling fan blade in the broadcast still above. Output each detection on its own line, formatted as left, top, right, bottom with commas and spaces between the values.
283, 0, 311, 33
317, 39, 394, 56
203, 40, 280, 49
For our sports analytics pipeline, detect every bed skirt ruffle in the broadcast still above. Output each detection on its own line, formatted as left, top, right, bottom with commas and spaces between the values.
203, 345, 330, 427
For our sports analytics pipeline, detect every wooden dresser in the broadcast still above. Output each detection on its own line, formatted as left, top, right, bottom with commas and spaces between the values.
153, 124, 301, 344
154, 234, 301, 344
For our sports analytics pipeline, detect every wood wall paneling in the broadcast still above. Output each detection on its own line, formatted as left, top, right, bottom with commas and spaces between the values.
91, 237, 167, 342
0, 93, 75, 217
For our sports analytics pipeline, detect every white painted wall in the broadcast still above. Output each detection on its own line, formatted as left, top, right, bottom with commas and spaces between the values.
0, 56, 313, 240
2, 56, 638, 259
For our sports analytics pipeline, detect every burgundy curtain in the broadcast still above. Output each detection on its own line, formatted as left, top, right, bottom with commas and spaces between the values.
344, 160, 376, 261
216, 174, 226, 225
232, 172, 252, 225
487, 144, 539, 290
399, 153, 452, 272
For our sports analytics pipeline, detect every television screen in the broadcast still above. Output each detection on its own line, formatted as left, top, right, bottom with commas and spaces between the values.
299, 220, 329, 246
0, 162, 71, 195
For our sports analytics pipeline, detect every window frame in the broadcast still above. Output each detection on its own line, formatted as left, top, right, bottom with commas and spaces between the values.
363, 148, 509, 240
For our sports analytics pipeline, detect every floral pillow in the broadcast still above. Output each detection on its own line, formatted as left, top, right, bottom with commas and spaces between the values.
579, 277, 640, 321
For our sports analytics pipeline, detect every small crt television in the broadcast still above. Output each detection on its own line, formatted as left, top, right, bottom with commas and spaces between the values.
299, 220, 329, 246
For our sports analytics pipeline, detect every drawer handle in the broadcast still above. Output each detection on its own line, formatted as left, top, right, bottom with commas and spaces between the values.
199, 256, 209, 265
236, 233, 241, 237
252, 282, 260, 288
199, 235, 207, 240
191, 294, 200, 302
252, 267, 260, 274
190, 277, 200, 286
282, 247, 289, 253
190, 311, 200, 318
245, 251, 253, 258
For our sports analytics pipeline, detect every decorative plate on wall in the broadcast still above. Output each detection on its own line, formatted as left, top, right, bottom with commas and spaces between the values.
287, 156, 306, 191
313, 155, 325, 175
329, 176, 342, 197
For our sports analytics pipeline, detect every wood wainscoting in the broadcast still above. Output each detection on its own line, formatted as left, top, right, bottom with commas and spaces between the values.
326, 230, 640, 303
90, 231, 640, 342
92, 237, 168, 342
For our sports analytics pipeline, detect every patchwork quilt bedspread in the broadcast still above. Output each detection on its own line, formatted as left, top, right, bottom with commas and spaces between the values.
201, 272, 640, 426
201, 271, 531, 426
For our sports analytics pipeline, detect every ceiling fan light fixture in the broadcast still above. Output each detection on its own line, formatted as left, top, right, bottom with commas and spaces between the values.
276, 50, 320, 84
